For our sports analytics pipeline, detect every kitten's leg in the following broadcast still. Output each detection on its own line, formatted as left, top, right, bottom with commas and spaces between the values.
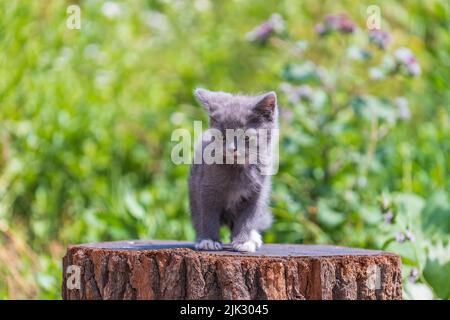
247, 209, 272, 249
194, 195, 222, 251
231, 204, 262, 252
249, 229, 262, 248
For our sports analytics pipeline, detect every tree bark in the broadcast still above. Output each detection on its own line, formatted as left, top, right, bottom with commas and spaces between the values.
62, 240, 402, 300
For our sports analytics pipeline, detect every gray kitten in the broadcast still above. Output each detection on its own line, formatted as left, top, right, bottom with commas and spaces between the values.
189, 88, 278, 252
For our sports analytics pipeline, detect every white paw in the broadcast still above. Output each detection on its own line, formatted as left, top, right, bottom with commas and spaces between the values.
250, 230, 263, 248
232, 240, 256, 253
195, 239, 222, 251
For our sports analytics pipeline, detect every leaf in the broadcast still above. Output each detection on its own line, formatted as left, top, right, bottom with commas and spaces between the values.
360, 206, 383, 226
423, 258, 450, 299
124, 192, 146, 220
404, 282, 434, 300
385, 241, 418, 266
393, 193, 425, 230
317, 200, 345, 229
421, 190, 450, 236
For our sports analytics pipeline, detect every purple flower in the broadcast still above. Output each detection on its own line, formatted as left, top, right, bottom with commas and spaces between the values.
394, 47, 421, 76
336, 14, 357, 33
369, 29, 392, 50
384, 211, 394, 224
247, 22, 274, 44
396, 232, 406, 243
408, 268, 419, 283
395, 230, 415, 243
405, 229, 415, 242
247, 13, 285, 44
324, 15, 339, 28
315, 23, 327, 36
316, 14, 356, 36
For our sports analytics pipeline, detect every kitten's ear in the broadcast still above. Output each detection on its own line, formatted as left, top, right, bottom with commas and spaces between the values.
253, 91, 277, 119
194, 88, 216, 111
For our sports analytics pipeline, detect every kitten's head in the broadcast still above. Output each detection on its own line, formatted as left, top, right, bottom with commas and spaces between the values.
194, 88, 278, 131
194, 88, 278, 164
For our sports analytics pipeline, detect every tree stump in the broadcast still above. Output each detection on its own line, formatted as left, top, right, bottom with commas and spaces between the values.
62, 240, 402, 300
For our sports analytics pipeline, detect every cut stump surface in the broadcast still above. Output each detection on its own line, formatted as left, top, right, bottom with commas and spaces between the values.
62, 240, 402, 300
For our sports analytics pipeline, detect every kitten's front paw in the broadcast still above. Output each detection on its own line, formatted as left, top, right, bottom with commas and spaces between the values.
232, 240, 256, 253
232, 231, 263, 252
250, 230, 263, 249
195, 239, 222, 251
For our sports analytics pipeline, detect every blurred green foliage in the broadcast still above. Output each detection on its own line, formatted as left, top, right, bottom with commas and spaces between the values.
0, 0, 448, 299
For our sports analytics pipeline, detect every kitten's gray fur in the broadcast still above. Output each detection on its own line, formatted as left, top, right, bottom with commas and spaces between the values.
189, 88, 278, 252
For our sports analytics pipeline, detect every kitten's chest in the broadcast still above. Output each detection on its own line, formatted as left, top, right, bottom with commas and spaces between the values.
225, 187, 253, 209
224, 170, 259, 209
